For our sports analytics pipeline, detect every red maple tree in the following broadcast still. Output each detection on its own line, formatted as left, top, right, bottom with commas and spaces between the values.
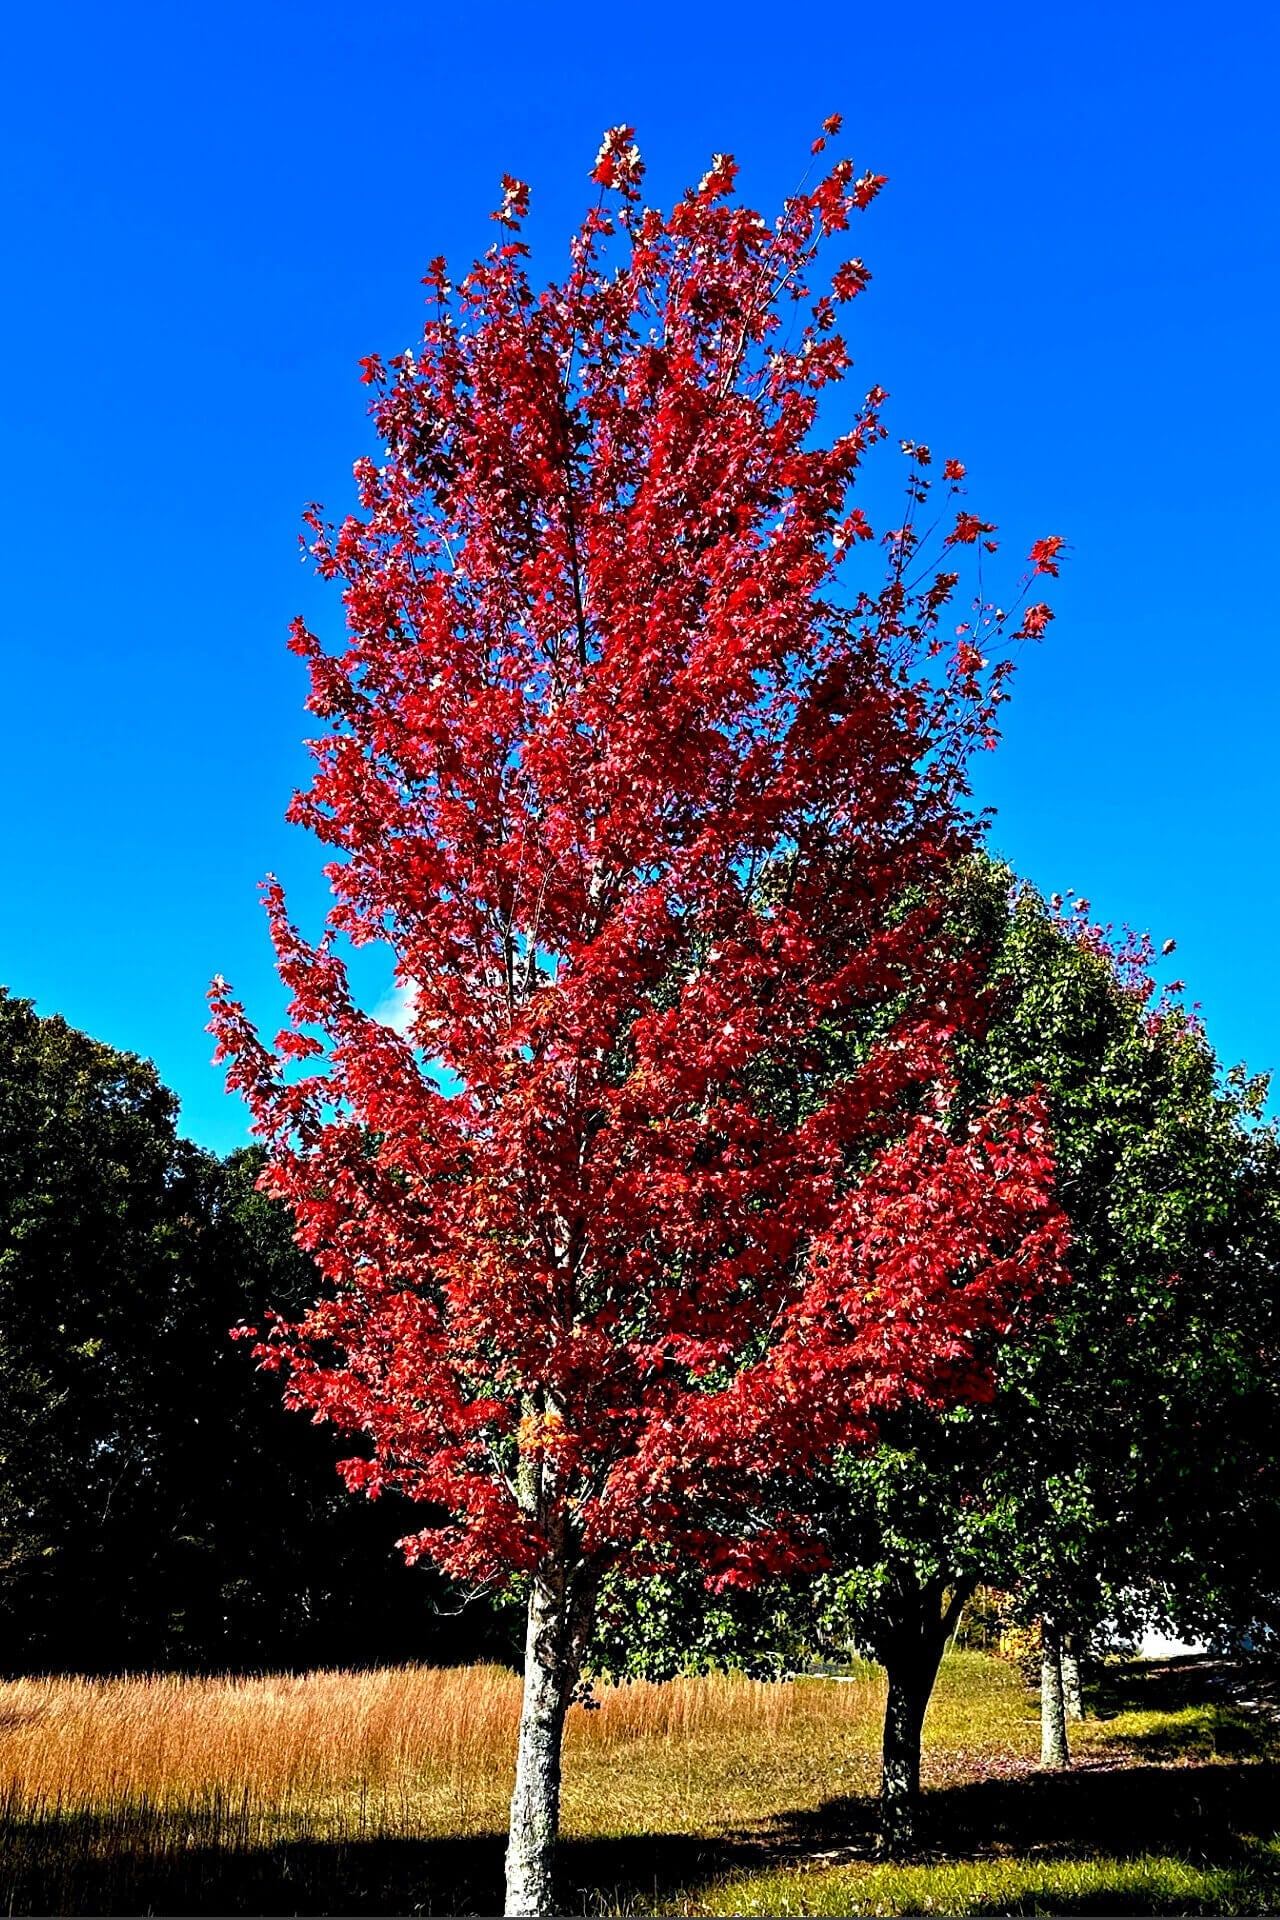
210, 122, 1068, 1915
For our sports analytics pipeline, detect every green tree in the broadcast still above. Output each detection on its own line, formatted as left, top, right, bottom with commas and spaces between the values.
811, 865, 1279, 1842
590, 864, 1280, 1850
0, 987, 190, 1655
0, 989, 512, 1673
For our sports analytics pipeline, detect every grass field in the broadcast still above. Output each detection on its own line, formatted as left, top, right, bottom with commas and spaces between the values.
0, 1652, 1276, 1914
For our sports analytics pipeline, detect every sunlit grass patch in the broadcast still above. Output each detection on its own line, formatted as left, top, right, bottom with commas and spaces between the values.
641, 1852, 1276, 1916
566, 1666, 885, 1836
1077, 1699, 1275, 1765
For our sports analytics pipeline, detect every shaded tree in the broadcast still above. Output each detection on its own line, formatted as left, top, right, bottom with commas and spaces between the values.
0, 989, 510, 1674
0, 987, 193, 1661
801, 867, 1280, 1841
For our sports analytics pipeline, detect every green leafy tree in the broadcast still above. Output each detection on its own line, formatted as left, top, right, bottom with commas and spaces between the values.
0, 989, 512, 1673
0, 1347, 57, 1614
0, 987, 189, 1655
808, 865, 1279, 1841
590, 863, 1280, 1850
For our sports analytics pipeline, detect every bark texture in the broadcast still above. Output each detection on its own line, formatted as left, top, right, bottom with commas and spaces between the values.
1040, 1619, 1070, 1768
880, 1658, 936, 1854
1062, 1631, 1084, 1721
504, 1560, 595, 1916
878, 1576, 974, 1854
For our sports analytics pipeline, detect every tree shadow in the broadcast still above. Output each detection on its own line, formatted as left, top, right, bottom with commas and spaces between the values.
753, 1757, 1279, 1877
929, 1758, 1277, 1867
0, 1817, 480, 1917
0, 1813, 752, 1918
1084, 1655, 1279, 1762
4, 1743, 1277, 1914
591, 1756, 1280, 1913
1091, 1654, 1265, 1721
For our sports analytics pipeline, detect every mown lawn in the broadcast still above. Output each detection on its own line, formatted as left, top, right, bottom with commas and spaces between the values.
0, 1652, 1275, 1914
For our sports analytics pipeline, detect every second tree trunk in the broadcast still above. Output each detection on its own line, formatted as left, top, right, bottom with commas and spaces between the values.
1062, 1630, 1084, 1721
880, 1654, 939, 1854
1040, 1618, 1070, 1768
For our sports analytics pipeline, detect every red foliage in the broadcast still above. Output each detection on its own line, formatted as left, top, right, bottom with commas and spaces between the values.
1029, 534, 1067, 576
210, 128, 1068, 1596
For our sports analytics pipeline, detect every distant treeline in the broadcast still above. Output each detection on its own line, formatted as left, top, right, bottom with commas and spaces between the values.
0, 988, 516, 1675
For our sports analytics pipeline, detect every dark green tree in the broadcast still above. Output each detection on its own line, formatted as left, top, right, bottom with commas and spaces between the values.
804, 866, 1279, 1842
0, 987, 191, 1658
589, 863, 1280, 1851
0, 989, 513, 1673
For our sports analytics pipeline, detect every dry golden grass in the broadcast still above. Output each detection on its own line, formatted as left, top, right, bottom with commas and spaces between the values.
0, 1660, 899, 1845
0, 1664, 520, 1842
0, 1660, 902, 1912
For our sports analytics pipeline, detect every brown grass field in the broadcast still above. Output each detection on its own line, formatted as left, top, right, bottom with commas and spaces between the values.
0, 1652, 1276, 1914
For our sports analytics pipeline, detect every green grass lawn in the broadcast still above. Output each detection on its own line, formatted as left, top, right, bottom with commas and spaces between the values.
655, 1853, 1278, 1916
631, 1654, 1280, 1917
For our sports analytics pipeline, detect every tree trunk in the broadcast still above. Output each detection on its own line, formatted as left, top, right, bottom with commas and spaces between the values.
1040, 1618, 1070, 1768
878, 1576, 973, 1855
503, 1560, 595, 1917
1062, 1631, 1084, 1721
880, 1655, 936, 1854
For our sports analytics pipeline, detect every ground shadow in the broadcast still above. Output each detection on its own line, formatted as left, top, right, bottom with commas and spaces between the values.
742, 1758, 1280, 1904
1, 1820, 481, 1918
918, 1756, 1277, 1868
3, 1760, 1277, 1916
0, 1817, 755, 1918
1084, 1656, 1279, 1763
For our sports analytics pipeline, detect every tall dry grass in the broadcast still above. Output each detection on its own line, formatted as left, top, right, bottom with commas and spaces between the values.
0, 1662, 896, 1843
0, 1664, 521, 1842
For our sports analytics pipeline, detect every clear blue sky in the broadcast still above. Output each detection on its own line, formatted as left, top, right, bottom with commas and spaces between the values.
2, 0, 1276, 1153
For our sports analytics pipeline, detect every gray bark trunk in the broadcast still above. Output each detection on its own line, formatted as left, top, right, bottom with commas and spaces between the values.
1040, 1618, 1070, 1768
1062, 1631, 1084, 1721
503, 1559, 595, 1917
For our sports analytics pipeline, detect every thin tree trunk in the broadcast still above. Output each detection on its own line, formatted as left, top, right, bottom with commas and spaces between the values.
1062, 1631, 1084, 1721
1040, 1618, 1070, 1768
503, 1557, 596, 1916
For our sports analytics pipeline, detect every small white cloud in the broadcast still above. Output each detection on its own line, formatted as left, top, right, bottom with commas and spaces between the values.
374, 981, 417, 1036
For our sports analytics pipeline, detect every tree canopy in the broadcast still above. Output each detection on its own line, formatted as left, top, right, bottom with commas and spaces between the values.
209, 124, 1067, 1915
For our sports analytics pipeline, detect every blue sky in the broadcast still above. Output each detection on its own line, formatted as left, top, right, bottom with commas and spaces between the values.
2, 0, 1276, 1153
